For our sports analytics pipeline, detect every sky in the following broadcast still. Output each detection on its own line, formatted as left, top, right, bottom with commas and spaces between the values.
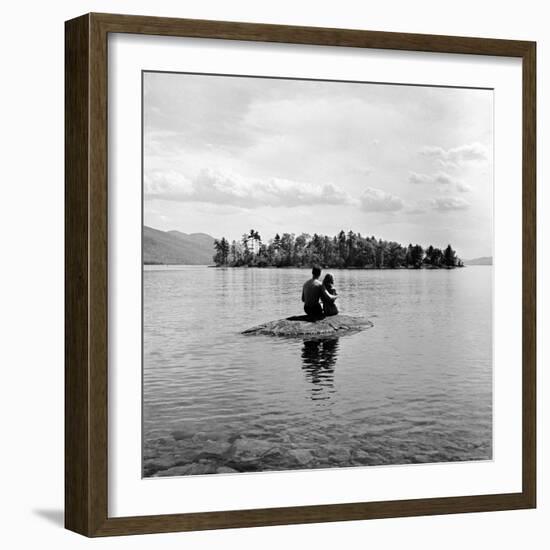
143, 72, 493, 259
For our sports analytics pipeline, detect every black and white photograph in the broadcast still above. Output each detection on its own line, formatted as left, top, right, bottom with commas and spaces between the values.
1, 0, 543, 544
142, 71, 493, 478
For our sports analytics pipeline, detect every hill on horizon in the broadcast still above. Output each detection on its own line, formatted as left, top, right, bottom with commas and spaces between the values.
143, 226, 216, 265
464, 256, 493, 266
166, 230, 216, 249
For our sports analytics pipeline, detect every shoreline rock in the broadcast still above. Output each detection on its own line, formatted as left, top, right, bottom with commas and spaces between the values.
242, 314, 373, 338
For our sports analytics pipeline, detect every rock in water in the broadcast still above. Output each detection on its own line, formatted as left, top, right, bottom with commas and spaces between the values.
242, 314, 373, 338
229, 437, 281, 463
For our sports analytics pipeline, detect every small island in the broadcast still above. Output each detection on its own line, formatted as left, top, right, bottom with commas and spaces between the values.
243, 314, 374, 338
213, 229, 463, 270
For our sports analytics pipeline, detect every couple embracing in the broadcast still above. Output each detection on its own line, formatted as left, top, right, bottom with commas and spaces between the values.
301, 266, 339, 319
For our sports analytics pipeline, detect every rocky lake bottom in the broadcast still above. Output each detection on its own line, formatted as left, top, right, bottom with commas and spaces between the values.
144, 421, 492, 477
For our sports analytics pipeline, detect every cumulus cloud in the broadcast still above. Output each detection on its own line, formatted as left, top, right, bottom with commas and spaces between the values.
409, 171, 471, 193
360, 187, 404, 212
455, 181, 472, 193
144, 169, 354, 208
420, 142, 489, 166
431, 197, 470, 211
409, 171, 456, 185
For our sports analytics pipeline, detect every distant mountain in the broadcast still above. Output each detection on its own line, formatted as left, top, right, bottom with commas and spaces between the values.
167, 230, 216, 249
464, 256, 493, 266
143, 226, 216, 265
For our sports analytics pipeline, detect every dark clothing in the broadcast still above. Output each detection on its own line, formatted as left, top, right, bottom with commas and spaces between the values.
302, 278, 324, 318
322, 287, 339, 316
304, 303, 324, 318
302, 278, 323, 308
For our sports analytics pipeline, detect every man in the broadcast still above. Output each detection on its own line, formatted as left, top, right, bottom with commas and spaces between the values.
302, 266, 334, 318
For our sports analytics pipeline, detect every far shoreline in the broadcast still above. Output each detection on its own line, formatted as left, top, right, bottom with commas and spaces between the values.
143, 263, 491, 270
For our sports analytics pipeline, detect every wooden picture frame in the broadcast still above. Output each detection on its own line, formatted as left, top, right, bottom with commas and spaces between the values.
65, 12, 536, 537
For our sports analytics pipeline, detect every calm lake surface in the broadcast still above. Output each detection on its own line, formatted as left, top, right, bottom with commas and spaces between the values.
143, 266, 492, 477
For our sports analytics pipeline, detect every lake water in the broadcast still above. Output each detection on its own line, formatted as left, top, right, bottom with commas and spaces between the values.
143, 266, 492, 477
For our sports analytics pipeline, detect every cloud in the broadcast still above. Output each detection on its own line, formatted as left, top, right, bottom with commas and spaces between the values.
420, 142, 489, 166
360, 187, 404, 212
409, 171, 472, 193
409, 171, 456, 185
455, 181, 472, 193
144, 169, 354, 208
430, 197, 470, 211
403, 196, 470, 215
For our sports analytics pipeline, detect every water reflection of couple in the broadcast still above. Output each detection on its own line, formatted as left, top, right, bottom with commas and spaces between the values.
301, 338, 339, 400
301, 266, 338, 318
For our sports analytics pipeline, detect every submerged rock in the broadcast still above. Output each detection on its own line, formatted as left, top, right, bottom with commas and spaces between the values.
288, 449, 315, 466
216, 466, 239, 474
194, 439, 232, 459
172, 426, 195, 441
229, 436, 281, 463
242, 314, 373, 338
155, 462, 217, 477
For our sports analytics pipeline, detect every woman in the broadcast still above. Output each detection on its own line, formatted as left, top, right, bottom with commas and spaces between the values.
321, 273, 339, 316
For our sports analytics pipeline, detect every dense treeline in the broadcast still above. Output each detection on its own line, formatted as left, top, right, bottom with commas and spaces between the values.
213, 229, 463, 269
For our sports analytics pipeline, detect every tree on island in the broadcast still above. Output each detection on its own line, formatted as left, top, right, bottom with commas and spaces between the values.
409, 244, 424, 268
423, 245, 446, 268
213, 230, 462, 270
213, 237, 230, 266
443, 244, 457, 267
244, 229, 261, 252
